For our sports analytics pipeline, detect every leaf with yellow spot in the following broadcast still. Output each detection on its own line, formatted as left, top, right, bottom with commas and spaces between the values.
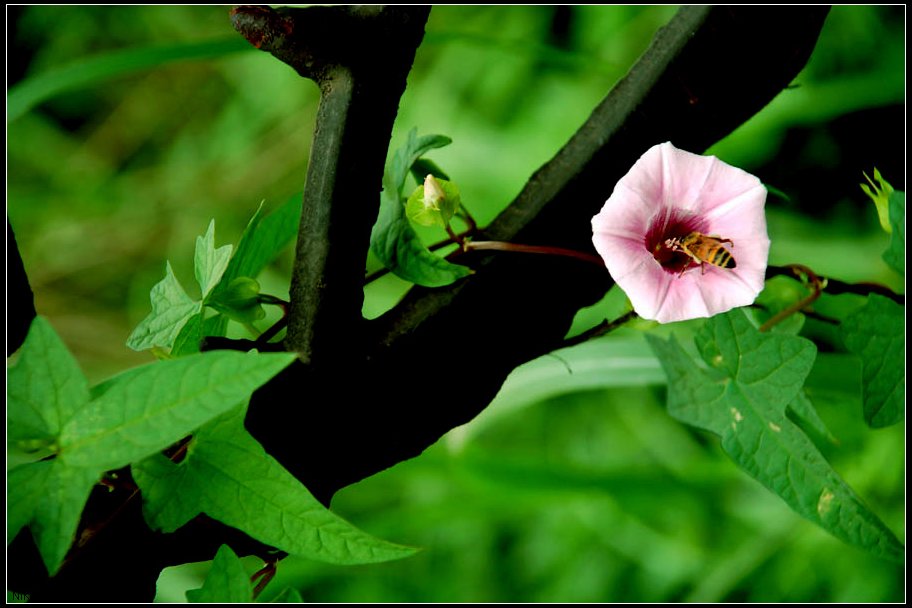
646, 309, 903, 562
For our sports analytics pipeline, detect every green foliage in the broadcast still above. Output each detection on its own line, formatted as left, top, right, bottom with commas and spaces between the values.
9, 5, 905, 603
129, 197, 300, 354
194, 220, 233, 300
133, 406, 419, 565
126, 261, 202, 352
840, 294, 905, 428
883, 191, 904, 274
859, 168, 894, 234
646, 310, 903, 562
127, 221, 232, 352
7, 316, 295, 574
7, 37, 252, 123
370, 129, 472, 287
186, 545, 253, 603
213, 194, 303, 299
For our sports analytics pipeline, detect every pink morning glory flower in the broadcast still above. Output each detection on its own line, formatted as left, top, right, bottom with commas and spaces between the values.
591, 142, 769, 323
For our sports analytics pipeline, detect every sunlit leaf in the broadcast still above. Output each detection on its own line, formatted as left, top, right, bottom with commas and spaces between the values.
840, 294, 904, 428
186, 545, 252, 603
61, 351, 296, 470
8, 316, 89, 443
133, 407, 419, 565
214, 194, 302, 295
195, 220, 233, 301
126, 261, 201, 351
7, 317, 296, 575
647, 309, 903, 562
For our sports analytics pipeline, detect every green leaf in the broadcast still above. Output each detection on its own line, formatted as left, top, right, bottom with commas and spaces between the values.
370, 128, 471, 286
133, 407, 418, 565
8, 317, 89, 444
6, 317, 295, 576
170, 311, 204, 357
390, 129, 452, 192
409, 157, 450, 184
126, 261, 201, 351
215, 194, 302, 295
186, 545, 253, 603
196, 220, 233, 301
60, 351, 296, 471
840, 294, 905, 428
786, 390, 837, 447
882, 191, 904, 274
7, 460, 55, 543
8, 461, 100, 575
860, 168, 894, 234
7, 38, 252, 123
405, 176, 461, 228
647, 310, 904, 562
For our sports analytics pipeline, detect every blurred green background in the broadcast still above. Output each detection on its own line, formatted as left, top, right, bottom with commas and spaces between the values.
7, 5, 905, 603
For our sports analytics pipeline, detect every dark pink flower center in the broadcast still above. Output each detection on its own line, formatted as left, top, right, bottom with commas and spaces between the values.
643, 209, 709, 275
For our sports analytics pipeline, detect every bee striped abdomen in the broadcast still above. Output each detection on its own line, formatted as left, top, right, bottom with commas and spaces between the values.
708, 247, 735, 269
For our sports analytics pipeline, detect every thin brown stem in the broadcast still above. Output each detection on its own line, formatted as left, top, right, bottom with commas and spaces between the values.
766, 265, 903, 305
463, 240, 605, 267
760, 264, 824, 332
251, 558, 280, 600
562, 310, 639, 348
444, 221, 463, 247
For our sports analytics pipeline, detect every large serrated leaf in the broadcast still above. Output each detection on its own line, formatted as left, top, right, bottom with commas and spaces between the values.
186, 545, 253, 603
127, 261, 201, 351
133, 407, 418, 566
59, 351, 296, 471
647, 309, 904, 562
840, 294, 905, 428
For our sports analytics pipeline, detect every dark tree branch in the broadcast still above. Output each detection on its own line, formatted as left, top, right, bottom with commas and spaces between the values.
247, 6, 831, 504
231, 5, 432, 365
7, 221, 37, 355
